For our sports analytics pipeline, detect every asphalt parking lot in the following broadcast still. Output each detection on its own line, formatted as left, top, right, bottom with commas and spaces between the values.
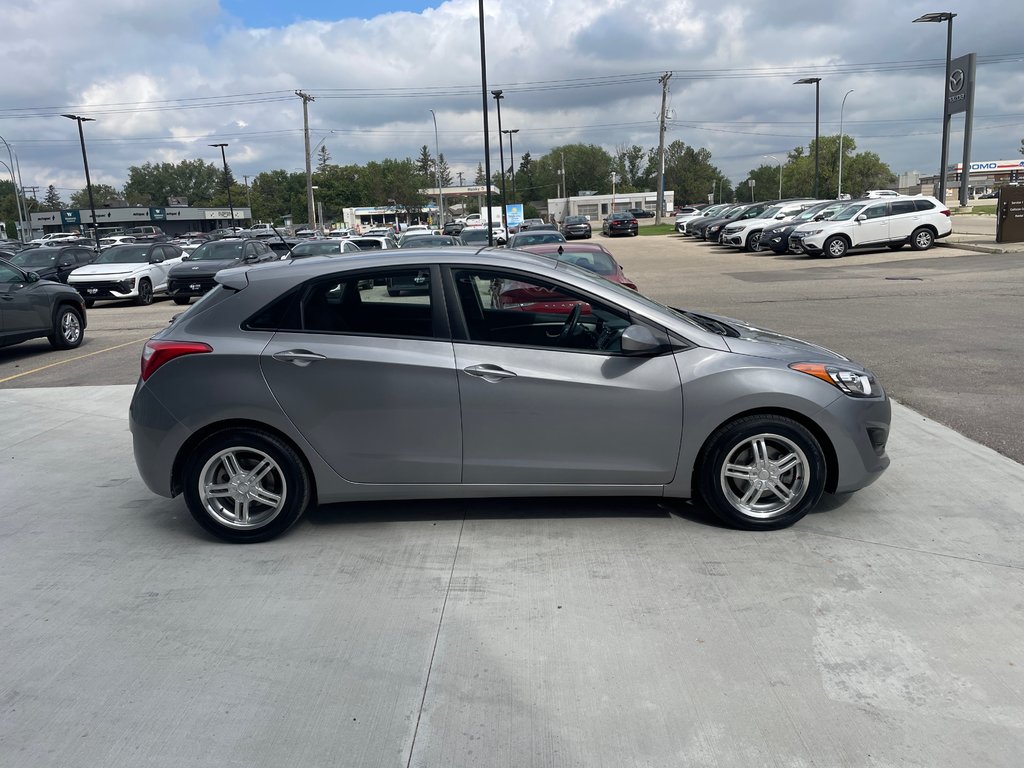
2, 233, 1023, 766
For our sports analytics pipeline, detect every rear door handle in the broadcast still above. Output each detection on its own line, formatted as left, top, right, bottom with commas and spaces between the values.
272, 349, 327, 367
463, 364, 517, 382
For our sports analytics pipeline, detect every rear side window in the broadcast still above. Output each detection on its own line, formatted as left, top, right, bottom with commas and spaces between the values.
914, 199, 937, 212
891, 201, 917, 215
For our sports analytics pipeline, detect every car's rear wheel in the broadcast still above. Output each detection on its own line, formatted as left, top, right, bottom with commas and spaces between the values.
910, 227, 934, 251
824, 235, 848, 258
183, 429, 311, 543
698, 414, 826, 530
172, 297, 191, 305
135, 278, 153, 305
48, 305, 84, 350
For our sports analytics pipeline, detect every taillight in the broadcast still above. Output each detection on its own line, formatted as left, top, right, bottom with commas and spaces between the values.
140, 340, 212, 381
941, 209, 951, 216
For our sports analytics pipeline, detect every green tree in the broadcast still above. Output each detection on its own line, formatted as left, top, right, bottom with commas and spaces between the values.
416, 145, 433, 184
776, 136, 895, 198
250, 170, 307, 223
69, 184, 122, 209
123, 159, 221, 206
361, 157, 425, 221
42, 185, 65, 211
525, 144, 614, 204
437, 153, 453, 187
1, 179, 20, 237
474, 162, 486, 185
662, 140, 729, 205
614, 144, 650, 192
316, 145, 331, 173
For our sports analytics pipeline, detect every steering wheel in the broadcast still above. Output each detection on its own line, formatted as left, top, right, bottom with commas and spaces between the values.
557, 302, 583, 345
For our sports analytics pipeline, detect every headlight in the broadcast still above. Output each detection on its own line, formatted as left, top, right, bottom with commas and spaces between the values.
801, 229, 824, 236
790, 362, 878, 397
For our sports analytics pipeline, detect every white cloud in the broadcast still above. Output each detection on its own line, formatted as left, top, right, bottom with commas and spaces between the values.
3, 0, 1021, 196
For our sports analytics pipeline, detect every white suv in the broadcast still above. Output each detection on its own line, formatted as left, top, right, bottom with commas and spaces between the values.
788, 196, 951, 258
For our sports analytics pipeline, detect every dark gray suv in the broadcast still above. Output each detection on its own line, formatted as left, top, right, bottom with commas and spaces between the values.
166, 239, 277, 305
0, 257, 87, 351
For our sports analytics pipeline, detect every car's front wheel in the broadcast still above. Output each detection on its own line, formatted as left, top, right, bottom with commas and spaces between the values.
910, 227, 934, 251
698, 414, 826, 530
48, 305, 84, 350
824, 235, 848, 259
182, 429, 312, 543
747, 231, 764, 252
135, 278, 153, 305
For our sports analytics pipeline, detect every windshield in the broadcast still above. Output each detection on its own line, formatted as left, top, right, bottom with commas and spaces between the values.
401, 236, 457, 248
10, 250, 58, 268
460, 229, 490, 243
291, 242, 343, 257
188, 241, 245, 261
96, 245, 152, 263
565, 216, 587, 225
829, 203, 869, 221
760, 205, 784, 218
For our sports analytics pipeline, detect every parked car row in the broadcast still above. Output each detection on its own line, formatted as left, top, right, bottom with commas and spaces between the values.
677, 195, 952, 257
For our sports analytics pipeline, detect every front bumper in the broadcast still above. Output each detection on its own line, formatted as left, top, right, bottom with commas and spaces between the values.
70, 279, 138, 301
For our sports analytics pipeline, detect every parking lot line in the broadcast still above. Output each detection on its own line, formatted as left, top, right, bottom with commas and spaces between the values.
0, 337, 151, 385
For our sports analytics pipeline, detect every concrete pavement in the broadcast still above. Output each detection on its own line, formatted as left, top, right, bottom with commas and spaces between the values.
946, 213, 1024, 253
1, 385, 1022, 767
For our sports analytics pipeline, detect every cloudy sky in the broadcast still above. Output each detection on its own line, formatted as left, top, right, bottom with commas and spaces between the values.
3, 0, 1021, 203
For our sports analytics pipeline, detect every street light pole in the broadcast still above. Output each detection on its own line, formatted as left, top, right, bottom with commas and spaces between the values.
61, 115, 101, 250
478, 0, 494, 246
0, 135, 27, 242
502, 128, 519, 198
429, 109, 445, 228
491, 90, 507, 232
838, 89, 854, 199
209, 143, 235, 228
764, 155, 782, 199
913, 12, 957, 203
794, 78, 822, 198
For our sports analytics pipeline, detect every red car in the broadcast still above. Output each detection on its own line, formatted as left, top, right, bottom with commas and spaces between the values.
501, 242, 639, 314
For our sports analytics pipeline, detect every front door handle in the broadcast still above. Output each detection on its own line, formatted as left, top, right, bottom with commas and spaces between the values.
463, 364, 517, 382
272, 349, 327, 367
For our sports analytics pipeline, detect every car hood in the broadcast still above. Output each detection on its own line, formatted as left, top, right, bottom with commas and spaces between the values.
678, 309, 849, 363
70, 262, 148, 278
169, 258, 242, 276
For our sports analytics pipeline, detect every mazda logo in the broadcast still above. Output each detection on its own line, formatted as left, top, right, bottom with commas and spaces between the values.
949, 69, 965, 93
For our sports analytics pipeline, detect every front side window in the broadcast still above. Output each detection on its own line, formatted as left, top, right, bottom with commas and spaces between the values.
863, 204, 889, 220
451, 268, 632, 353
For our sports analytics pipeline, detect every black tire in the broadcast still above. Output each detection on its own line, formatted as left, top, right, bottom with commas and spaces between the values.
172, 297, 191, 305
910, 227, 934, 251
823, 235, 848, 259
887, 243, 904, 251
745, 231, 763, 252
698, 414, 826, 530
135, 278, 154, 305
182, 429, 312, 543
48, 305, 84, 350
84, 298, 95, 309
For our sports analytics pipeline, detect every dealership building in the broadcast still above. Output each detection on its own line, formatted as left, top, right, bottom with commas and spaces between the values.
901, 158, 1024, 200
28, 205, 250, 239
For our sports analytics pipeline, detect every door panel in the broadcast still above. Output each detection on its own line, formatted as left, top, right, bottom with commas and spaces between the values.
262, 333, 461, 483
455, 343, 683, 485
855, 203, 890, 245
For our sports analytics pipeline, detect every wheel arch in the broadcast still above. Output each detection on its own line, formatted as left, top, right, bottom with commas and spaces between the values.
50, 298, 87, 330
690, 406, 840, 496
170, 418, 319, 503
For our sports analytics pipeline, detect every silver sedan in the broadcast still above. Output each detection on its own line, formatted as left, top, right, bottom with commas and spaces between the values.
130, 247, 890, 542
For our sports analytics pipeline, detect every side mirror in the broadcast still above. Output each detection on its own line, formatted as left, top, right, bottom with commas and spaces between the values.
620, 324, 664, 355
150, 255, 164, 263
244, 254, 259, 262
26, 271, 41, 283
856, 214, 867, 222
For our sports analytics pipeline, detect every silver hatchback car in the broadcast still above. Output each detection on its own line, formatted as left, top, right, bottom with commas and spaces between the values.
130, 247, 890, 542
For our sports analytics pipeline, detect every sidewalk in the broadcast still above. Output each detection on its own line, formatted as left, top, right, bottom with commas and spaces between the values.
942, 213, 1024, 253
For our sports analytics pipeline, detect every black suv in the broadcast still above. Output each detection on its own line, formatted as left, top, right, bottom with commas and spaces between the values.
0, 257, 87, 351
166, 238, 277, 304
4, 245, 97, 283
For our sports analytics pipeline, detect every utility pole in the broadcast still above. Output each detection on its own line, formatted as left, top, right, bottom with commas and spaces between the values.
656, 72, 672, 225
561, 152, 568, 222
242, 175, 252, 210
295, 90, 316, 231
457, 171, 464, 186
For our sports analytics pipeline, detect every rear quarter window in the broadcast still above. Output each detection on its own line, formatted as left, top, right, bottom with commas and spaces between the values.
914, 199, 937, 212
